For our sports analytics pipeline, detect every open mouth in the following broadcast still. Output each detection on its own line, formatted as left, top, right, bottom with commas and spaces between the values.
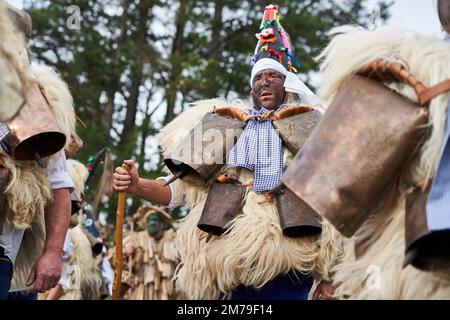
260, 91, 273, 98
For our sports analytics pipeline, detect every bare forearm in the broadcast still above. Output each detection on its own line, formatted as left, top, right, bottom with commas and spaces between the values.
44, 188, 71, 256
45, 284, 64, 300
131, 178, 171, 206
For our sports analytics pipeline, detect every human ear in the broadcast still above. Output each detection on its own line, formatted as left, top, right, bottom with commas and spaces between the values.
283, 92, 291, 103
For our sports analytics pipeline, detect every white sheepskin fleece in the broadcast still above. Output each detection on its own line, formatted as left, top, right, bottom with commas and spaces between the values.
158, 99, 342, 299
31, 64, 76, 151
67, 159, 89, 199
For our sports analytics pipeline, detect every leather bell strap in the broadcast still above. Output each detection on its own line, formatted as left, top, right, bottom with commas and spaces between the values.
214, 105, 313, 123
359, 60, 450, 107
258, 105, 312, 122
419, 79, 450, 106
212, 106, 257, 122
359, 61, 427, 104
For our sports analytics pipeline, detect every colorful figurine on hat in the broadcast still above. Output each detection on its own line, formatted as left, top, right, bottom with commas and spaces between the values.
252, 4, 299, 73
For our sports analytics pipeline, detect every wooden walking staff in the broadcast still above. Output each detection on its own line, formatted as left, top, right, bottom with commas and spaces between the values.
112, 163, 129, 300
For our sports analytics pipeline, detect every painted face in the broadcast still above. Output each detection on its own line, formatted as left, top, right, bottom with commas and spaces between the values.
251, 69, 286, 110
146, 213, 163, 236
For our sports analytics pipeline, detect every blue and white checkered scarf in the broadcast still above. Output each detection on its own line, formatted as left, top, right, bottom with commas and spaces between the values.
228, 106, 284, 193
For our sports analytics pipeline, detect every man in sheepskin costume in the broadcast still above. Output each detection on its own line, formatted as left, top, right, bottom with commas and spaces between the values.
281, 1, 450, 299
114, 4, 341, 300
0, 62, 79, 299
0, 2, 76, 300
0, 66, 75, 298
111, 206, 182, 300
424, 0, 450, 265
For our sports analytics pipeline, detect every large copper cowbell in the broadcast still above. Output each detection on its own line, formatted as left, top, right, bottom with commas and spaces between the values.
197, 182, 247, 235
282, 75, 429, 238
4, 83, 66, 161
273, 110, 322, 154
276, 187, 322, 237
404, 186, 450, 271
164, 112, 246, 186
273, 109, 323, 237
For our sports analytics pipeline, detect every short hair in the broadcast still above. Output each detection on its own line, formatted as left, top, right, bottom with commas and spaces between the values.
438, 0, 450, 32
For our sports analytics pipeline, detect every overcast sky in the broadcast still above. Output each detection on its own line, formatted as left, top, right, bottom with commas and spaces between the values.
384, 0, 442, 36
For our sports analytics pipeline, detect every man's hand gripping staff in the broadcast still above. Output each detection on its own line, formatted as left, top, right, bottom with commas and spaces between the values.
112, 163, 129, 300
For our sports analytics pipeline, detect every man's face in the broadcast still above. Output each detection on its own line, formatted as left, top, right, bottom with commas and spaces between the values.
146, 213, 163, 237
251, 69, 286, 110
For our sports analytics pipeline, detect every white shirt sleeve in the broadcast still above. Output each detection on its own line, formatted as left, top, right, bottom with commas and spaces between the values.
101, 257, 114, 296
44, 150, 74, 191
61, 236, 74, 261
156, 176, 186, 208
58, 266, 71, 291
58, 236, 74, 291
